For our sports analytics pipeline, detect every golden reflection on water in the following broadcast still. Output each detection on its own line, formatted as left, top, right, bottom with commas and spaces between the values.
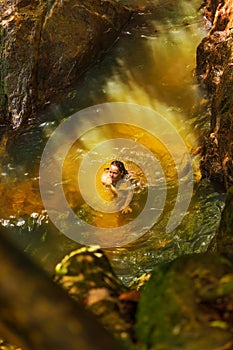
61, 122, 176, 229
104, 26, 203, 146
0, 0, 205, 228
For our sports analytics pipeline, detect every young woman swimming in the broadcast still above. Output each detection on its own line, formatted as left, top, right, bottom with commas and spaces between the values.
101, 160, 132, 213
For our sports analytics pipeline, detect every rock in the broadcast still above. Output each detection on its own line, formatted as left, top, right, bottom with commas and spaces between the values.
203, 0, 219, 27
0, 0, 131, 128
37, 0, 131, 107
0, 230, 122, 350
135, 253, 233, 350
54, 246, 138, 348
0, 0, 47, 128
196, 0, 233, 189
213, 186, 233, 255
0, 337, 21, 350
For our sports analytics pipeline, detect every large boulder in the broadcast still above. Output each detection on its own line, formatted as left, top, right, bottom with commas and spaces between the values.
37, 0, 131, 107
0, 0, 47, 128
0, 0, 131, 129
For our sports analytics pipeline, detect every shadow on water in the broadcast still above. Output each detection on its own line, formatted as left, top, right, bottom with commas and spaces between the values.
1, 0, 226, 283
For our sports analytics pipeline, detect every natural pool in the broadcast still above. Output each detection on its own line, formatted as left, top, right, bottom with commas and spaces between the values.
1, 0, 225, 284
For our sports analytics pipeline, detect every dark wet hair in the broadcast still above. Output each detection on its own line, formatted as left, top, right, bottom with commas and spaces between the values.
110, 160, 128, 175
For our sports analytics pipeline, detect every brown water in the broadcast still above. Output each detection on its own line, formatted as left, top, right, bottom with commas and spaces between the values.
1, 0, 225, 283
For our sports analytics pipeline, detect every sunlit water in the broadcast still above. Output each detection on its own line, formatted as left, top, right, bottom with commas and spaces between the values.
1, 0, 225, 284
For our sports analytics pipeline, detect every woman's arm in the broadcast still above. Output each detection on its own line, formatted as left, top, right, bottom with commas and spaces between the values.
101, 171, 118, 196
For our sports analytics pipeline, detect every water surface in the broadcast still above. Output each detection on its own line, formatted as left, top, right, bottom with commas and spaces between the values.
1, 0, 225, 284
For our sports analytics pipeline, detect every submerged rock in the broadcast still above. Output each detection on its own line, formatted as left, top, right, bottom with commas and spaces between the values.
0, 0, 131, 129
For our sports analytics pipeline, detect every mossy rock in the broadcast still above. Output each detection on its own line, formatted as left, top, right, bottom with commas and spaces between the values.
54, 246, 137, 349
135, 253, 233, 350
216, 186, 233, 255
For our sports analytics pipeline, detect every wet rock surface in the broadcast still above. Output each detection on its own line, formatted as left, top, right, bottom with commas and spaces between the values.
0, 0, 131, 129
196, 0, 233, 189
37, 0, 131, 108
0, 1, 47, 128
213, 186, 233, 255
195, 1, 233, 271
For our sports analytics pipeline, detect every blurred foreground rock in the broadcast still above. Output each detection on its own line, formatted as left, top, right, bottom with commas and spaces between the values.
54, 246, 140, 349
135, 253, 233, 350
0, 231, 123, 350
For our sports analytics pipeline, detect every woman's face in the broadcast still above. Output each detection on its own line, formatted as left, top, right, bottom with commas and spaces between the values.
108, 165, 122, 184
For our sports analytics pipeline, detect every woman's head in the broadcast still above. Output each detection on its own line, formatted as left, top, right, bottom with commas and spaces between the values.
111, 160, 128, 175
108, 160, 128, 184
